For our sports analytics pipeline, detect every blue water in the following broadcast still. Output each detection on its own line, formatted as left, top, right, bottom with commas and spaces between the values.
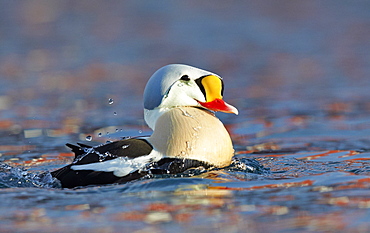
1, 1, 370, 232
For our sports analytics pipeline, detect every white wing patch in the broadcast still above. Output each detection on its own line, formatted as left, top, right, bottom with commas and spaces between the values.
71, 151, 163, 177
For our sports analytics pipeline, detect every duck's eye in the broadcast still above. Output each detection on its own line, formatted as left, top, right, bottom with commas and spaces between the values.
180, 75, 190, 81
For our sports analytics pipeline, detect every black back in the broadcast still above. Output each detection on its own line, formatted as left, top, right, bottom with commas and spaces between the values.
51, 138, 211, 188
51, 138, 153, 188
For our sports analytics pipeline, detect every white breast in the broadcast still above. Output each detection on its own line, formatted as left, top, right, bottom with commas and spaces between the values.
148, 107, 234, 167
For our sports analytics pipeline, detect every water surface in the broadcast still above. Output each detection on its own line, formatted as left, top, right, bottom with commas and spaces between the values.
1, 1, 370, 232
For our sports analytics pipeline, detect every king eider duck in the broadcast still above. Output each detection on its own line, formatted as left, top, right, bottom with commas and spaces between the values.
51, 64, 238, 188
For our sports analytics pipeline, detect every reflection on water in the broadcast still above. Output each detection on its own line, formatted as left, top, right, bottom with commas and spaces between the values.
1, 1, 370, 232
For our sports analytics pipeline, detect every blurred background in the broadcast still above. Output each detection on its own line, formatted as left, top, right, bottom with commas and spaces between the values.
1, 0, 369, 140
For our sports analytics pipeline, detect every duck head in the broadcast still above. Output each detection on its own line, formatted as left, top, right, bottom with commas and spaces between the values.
143, 64, 238, 129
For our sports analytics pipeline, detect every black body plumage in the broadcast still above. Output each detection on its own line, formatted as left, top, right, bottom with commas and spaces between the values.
51, 139, 210, 188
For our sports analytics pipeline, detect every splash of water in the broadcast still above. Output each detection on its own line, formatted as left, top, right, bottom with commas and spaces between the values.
0, 163, 61, 188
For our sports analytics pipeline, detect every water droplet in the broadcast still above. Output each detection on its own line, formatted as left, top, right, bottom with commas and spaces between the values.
98, 133, 102, 137
105, 152, 112, 157
179, 108, 192, 117
138, 130, 143, 134
108, 98, 114, 104
113, 111, 117, 115
193, 126, 201, 131
115, 129, 119, 132
85, 135, 92, 141
186, 141, 191, 149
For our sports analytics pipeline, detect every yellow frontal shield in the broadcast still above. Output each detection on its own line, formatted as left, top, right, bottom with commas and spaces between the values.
201, 75, 223, 102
